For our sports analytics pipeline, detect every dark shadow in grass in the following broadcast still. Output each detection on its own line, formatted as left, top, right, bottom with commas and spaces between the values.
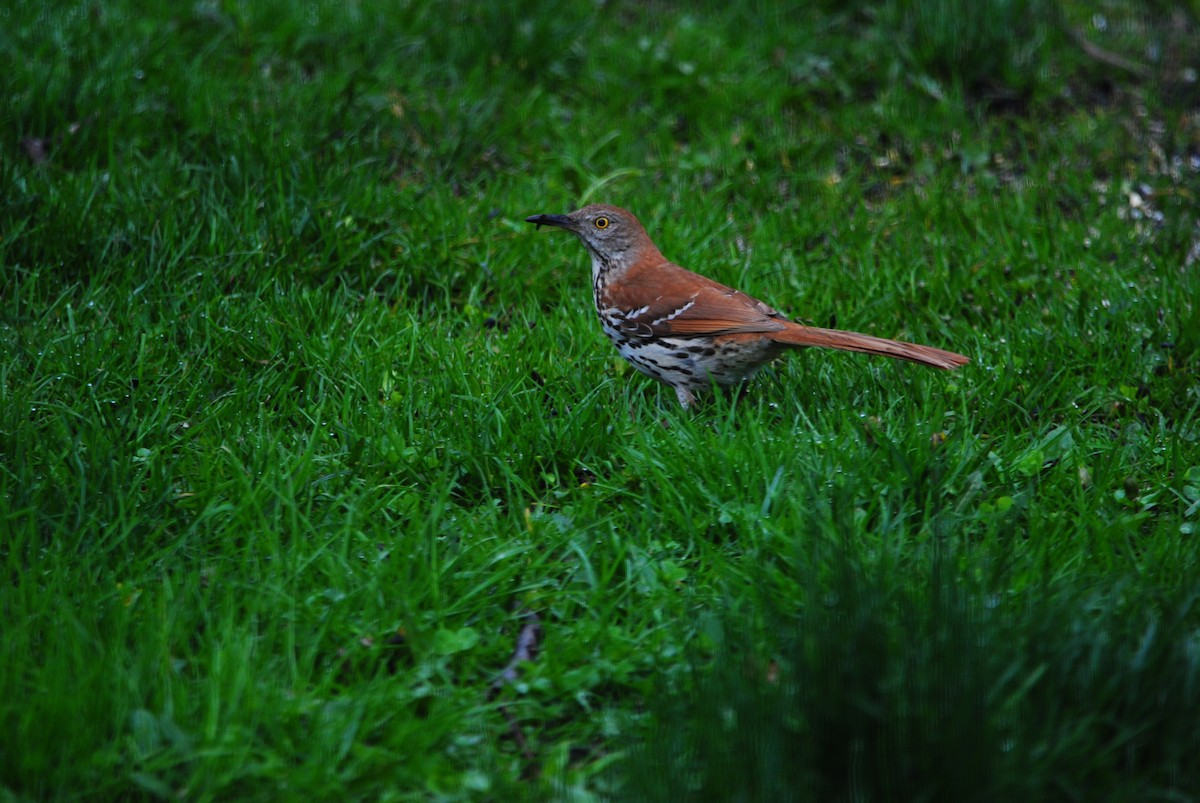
623, 536, 1200, 802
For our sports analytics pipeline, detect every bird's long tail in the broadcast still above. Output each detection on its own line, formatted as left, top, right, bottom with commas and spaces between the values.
772, 323, 969, 370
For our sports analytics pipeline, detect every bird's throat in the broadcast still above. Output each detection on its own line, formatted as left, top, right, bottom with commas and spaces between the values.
588, 251, 607, 288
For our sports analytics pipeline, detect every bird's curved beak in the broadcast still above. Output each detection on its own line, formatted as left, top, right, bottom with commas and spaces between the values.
525, 213, 572, 231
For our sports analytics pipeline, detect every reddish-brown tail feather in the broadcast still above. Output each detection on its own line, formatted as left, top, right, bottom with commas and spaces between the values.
772, 323, 969, 370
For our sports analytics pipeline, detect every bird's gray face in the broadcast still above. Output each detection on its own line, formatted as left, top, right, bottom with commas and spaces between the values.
525, 206, 637, 263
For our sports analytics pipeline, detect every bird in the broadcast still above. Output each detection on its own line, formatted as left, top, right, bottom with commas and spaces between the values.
525, 204, 969, 407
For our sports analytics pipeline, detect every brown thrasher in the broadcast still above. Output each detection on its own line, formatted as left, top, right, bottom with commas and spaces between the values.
526, 204, 969, 407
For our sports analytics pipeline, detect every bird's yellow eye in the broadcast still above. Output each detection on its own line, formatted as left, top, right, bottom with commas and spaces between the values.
594, 217, 609, 229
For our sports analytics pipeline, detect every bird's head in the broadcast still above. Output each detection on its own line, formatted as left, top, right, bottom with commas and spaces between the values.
525, 204, 659, 271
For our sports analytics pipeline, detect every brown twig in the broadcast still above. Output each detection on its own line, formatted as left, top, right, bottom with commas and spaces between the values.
488, 610, 543, 699
1070, 27, 1154, 80
487, 610, 543, 770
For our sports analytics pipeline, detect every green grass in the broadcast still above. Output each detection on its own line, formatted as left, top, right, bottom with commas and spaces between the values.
3, 0, 1199, 800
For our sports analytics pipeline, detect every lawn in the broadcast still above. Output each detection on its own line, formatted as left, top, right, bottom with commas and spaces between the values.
3, 1, 1200, 800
